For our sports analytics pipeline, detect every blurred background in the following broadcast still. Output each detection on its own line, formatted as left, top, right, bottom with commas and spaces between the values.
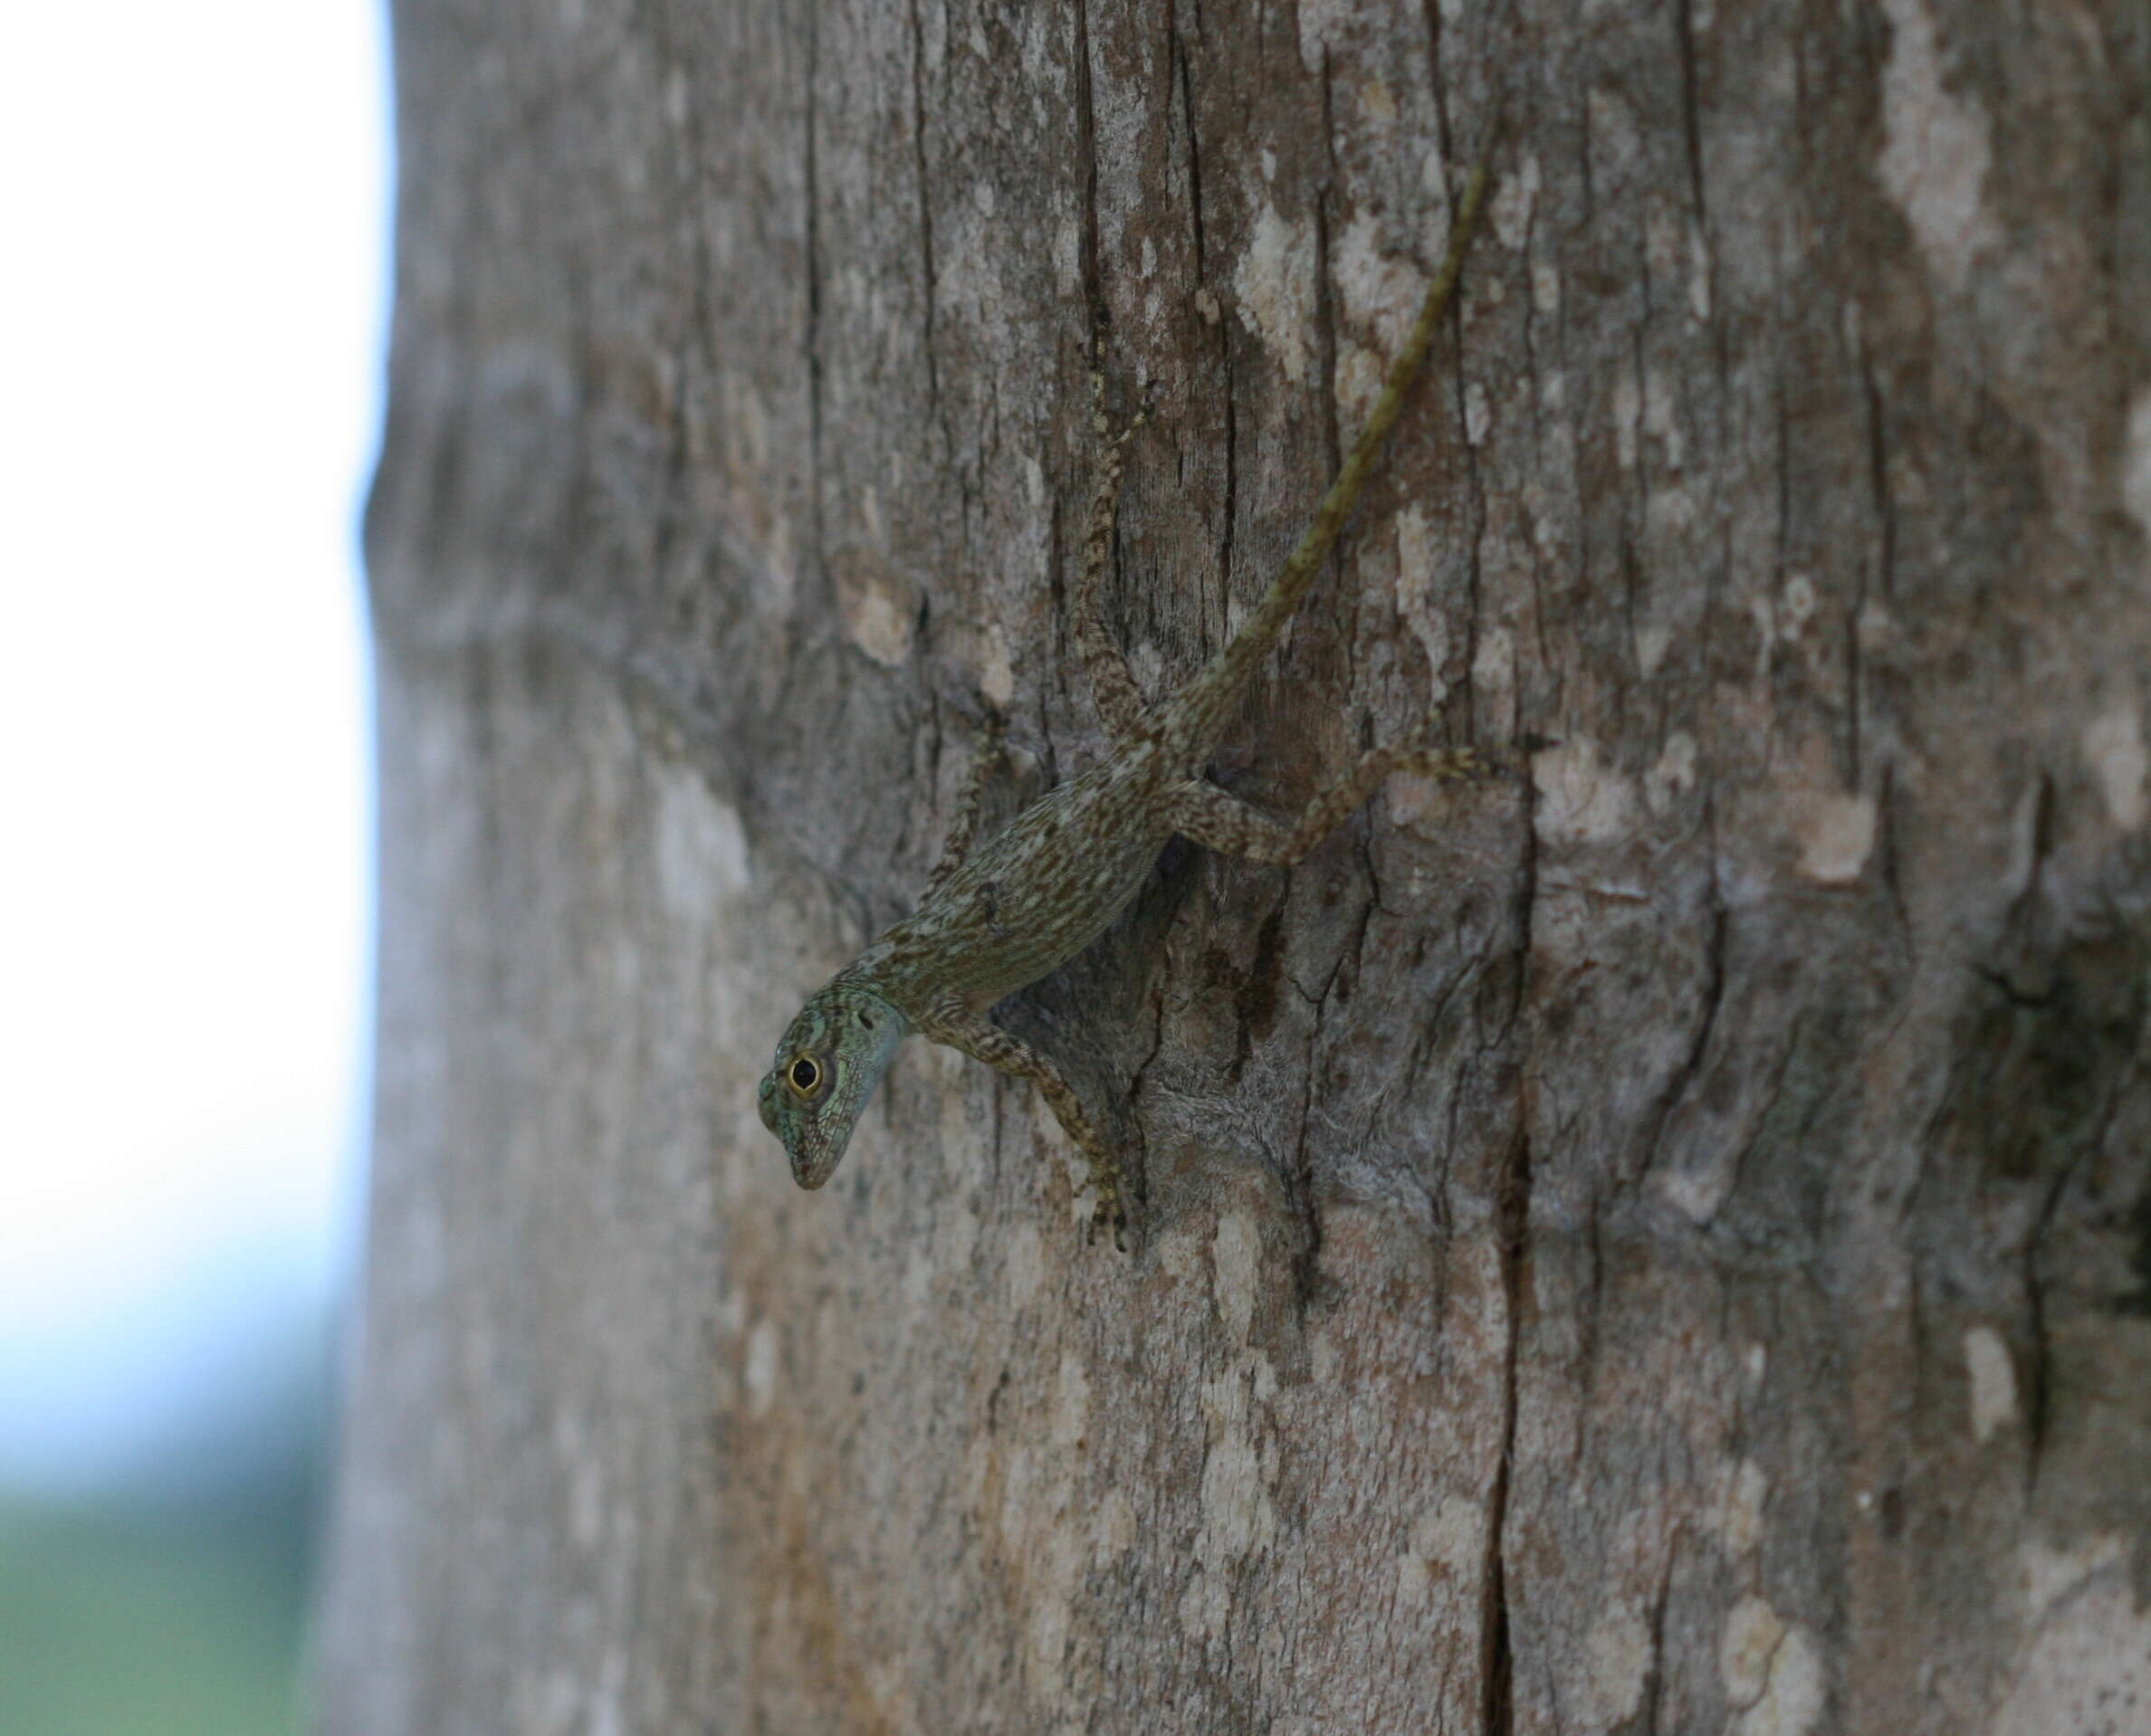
0, 4, 389, 1731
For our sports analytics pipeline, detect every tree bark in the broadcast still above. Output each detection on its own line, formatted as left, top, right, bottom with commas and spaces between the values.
323, 1, 2151, 1731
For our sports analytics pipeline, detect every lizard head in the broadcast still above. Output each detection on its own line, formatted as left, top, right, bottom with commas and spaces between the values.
758, 983, 909, 1190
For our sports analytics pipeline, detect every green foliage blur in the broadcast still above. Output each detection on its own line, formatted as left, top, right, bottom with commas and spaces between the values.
0, 1500, 309, 1736
0, 1322, 327, 1736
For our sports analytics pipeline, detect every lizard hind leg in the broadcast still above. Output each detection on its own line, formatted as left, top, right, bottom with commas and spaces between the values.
1168, 741, 1498, 867
1070, 344, 1153, 746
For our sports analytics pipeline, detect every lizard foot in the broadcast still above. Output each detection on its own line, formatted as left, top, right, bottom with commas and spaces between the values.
1400, 728, 1557, 787
1396, 739, 1506, 785
1080, 1161, 1133, 1253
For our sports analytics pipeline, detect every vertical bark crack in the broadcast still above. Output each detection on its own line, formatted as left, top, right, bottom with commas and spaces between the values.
1672, 0, 1707, 220
1172, 15, 1207, 283
1074, 0, 1104, 333
1313, 54, 1344, 478
904, 0, 942, 423
1481, 1119, 1530, 1736
802, 6, 827, 584
1420, 0, 1453, 159
1481, 761, 1538, 1734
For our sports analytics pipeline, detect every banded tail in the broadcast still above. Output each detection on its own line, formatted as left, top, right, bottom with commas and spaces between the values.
1160, 153, 1495, 766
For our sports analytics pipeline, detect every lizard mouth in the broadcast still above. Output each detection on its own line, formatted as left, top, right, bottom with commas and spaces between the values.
789, 1141, 843, 1191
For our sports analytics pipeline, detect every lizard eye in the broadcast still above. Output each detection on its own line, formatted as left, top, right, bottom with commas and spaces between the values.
787, 1055, 823, 1097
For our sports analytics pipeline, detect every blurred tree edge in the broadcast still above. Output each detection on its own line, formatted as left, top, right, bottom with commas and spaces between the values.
320, 3, 2151, 1731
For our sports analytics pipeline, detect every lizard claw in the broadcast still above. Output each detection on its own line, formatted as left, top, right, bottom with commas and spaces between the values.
1080, 1168, 1133, 1253
1087, 1202, 1130, 1253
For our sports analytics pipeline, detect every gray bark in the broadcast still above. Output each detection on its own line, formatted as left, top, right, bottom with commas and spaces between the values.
323, 2, 2151, 1731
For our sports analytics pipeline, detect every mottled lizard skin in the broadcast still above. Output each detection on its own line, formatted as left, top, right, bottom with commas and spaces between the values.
760, 157, 1497, 1248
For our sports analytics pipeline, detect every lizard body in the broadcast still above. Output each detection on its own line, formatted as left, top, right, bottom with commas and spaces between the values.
760, 157, 1496, 1245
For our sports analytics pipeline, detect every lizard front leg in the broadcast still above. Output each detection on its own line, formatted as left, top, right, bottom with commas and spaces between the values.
916, 996, 1133, 1248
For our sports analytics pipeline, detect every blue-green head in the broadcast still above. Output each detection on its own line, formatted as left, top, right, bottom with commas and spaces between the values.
758, 982, 909, 1189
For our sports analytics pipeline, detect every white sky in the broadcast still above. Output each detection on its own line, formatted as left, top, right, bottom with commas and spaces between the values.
0, 3, 388, 1487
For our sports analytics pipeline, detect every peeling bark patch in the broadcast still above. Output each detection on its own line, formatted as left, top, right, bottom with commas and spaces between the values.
1006, 1222, 1045, 1307
1153, 1224, 1205, 1283
1355, 77, 1398, 132
1659, 1159, 1734, 1227
980, 624, 1016, 709
1393, 504, 1453, 700
1715, 1455, 1770, 1557
1472, 621, 1519, 730
1051, 1351, 1091, 1448
1392, 1493, 1481, 1610
1687, 220, 1714, 321
1963, 1325, 2020, 1443
1738, 1627, 1825, 1736
1181, 1360, 1277, 1641
1793, 790, 1878, 884
655, 770, 750, 911
1614, 369, 1642, 471
1782, 574, 1817, 633
1535, 739, 1639, 846
2016, 1534, 2129, 1618
1878, 0, 1999, 292
1210, 1210, 1260, 1343
1582, 1607, 1652, 1728
1642, 368, 1686, 470
835, 562, 917, 666
1095, 1487, 1137, 1562
1635, 623, 1674, 680
744, 1320, 779, 1417
1644, 731, 1699, 814
1294, 0, 1353, 77
1721, 1598, 1824, 1736
992, 1435, 1091, 1702
1720, 1594, 1786, 1704
1994, 1568, 2151, 1736
2081, 700, 2148, 831
1334, 214, 1427, 424
2123, 390, 2151, 548
1491, 155, 1540, 253
1234, 205, 1318, 386
1464, 381, 1492, 447
1023, 1543, 1082, 1695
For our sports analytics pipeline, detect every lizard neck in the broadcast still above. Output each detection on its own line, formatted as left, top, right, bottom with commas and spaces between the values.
831, 948, 893, 990
836, 938, 937, 1024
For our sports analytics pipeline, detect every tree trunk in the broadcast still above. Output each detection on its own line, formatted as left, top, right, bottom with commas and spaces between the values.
322, 2, 2151, 1731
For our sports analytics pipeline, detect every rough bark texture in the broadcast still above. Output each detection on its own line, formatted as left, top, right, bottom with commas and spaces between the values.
323, 2, 2151, 1731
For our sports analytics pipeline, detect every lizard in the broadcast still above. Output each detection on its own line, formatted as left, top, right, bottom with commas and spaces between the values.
760, 153, 1498, 1249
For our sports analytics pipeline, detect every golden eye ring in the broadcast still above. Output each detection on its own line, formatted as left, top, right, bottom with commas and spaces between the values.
787, 1055, 822, 1097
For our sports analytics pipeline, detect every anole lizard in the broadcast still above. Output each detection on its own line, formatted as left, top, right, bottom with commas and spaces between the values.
760, 155, 1498, 1248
